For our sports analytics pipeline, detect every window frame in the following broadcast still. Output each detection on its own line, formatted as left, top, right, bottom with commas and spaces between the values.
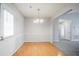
3, 8, 14, 38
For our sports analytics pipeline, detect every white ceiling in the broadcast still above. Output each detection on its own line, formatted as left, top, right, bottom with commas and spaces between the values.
14, 3, 79, 19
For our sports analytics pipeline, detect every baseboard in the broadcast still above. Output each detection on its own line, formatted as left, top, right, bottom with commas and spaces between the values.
10, 40, 24, 56
24, 41, 51, 42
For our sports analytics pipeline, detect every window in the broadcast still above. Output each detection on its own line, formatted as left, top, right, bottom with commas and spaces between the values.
3, 9, 14, 37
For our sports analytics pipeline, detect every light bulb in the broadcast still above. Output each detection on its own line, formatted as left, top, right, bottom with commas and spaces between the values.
33, 18, 39, 24
40, 19, 44, 23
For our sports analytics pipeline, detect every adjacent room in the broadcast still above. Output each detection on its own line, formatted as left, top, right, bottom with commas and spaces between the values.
0, 3, 79, 56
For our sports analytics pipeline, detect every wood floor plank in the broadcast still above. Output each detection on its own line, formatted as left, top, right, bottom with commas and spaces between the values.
14, 42, 64, 56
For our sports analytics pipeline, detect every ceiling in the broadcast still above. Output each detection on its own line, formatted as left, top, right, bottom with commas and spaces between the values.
14, 3, 79, 19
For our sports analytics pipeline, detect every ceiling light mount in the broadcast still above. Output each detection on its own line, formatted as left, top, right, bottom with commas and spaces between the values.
29, 0, 32, 8
37, 8, 40, 11
29, 5, 32, 8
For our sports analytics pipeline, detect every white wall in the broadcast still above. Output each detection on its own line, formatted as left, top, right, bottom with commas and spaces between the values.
24, 18, 51, 42
0, 4, 24, 56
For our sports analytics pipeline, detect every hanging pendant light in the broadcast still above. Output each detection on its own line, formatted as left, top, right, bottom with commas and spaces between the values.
33, 8, 44, 24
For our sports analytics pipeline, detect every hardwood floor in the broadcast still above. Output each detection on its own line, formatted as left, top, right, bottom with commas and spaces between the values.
14, 42, 64, 56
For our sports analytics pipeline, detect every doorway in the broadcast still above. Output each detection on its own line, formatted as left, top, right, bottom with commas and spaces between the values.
59, 19, 71, 41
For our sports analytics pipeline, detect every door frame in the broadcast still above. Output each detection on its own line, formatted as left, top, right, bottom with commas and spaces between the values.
58, 19, 72, 41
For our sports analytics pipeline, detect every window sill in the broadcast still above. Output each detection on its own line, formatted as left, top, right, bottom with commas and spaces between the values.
4, 35, 14, 39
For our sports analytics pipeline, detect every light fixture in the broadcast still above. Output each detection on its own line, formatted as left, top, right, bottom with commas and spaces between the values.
33, 18, 39, 24
33, 8, 44, 24
29, 0, 32, 8
40, 19, 44, 23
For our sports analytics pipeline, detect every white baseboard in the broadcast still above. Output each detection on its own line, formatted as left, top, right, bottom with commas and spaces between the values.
10, 40, 24, 56
24, 41, 50, 42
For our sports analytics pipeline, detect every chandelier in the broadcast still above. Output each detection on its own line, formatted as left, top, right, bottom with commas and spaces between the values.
33, 8, 44, 24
